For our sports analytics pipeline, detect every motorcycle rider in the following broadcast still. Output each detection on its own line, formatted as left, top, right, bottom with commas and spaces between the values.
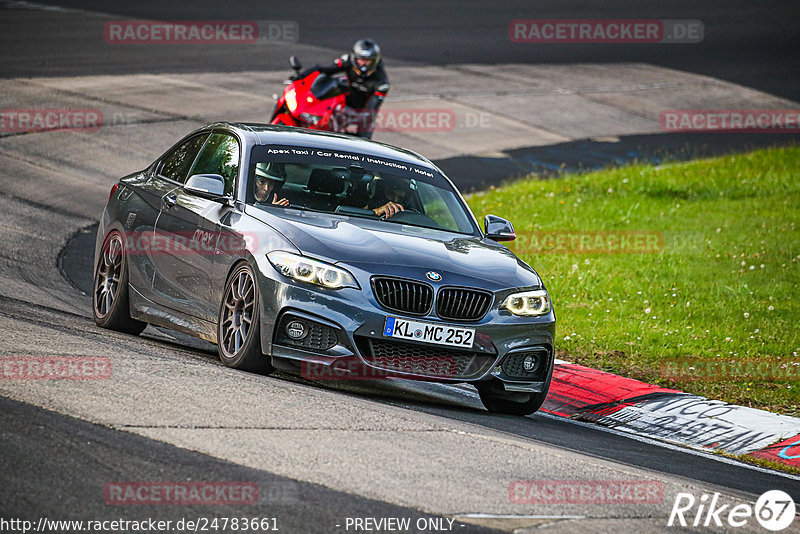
296, 39, 389, 138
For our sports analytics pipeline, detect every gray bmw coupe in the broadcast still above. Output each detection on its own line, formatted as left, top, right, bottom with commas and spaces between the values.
93, 123, 556, 415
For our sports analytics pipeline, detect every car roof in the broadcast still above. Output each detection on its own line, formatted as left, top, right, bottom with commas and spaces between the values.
208, 122, 439, 171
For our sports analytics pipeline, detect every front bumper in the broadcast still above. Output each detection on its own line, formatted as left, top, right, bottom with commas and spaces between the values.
255, 256, 556, 388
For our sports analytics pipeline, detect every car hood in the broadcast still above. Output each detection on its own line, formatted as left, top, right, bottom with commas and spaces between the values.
246, 206, 542, 290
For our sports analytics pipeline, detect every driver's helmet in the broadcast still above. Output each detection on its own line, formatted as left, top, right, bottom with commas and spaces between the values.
253, 162, 286, 200
351, 39, 381, 77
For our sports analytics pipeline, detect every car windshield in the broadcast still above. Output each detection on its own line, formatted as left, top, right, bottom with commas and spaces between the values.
246, 147, 479, 235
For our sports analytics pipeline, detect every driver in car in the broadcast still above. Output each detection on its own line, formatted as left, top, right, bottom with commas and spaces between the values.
368, 176, 409, 218
253, 163, 290, 206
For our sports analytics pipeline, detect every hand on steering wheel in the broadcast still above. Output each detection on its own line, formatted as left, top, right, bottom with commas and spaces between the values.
373, 201, 405, 219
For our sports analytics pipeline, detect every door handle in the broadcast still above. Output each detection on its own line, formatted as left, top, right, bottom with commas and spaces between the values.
163, 194, 177, 208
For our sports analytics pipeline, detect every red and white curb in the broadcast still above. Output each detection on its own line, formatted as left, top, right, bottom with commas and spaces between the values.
543, 361, 800, 470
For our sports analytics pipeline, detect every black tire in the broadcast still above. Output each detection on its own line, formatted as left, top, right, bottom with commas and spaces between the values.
93, 230, 147, 335
477, 372, 552, 416
217, 263, 274, 373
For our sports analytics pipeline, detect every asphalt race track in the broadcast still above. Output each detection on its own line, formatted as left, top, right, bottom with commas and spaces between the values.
1, 1, 799, 533
3, 0, 799, 102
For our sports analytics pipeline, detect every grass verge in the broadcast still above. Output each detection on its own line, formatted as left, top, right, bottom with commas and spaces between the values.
716, 450, 800, 477
466, 146, 800, 416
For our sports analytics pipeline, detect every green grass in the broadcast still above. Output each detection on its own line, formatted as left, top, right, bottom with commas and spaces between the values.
715, 450, 800, 476
466, 146, 800, 416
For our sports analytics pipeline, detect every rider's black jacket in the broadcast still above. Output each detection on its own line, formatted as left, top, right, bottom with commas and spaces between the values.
299, 53, 390, 111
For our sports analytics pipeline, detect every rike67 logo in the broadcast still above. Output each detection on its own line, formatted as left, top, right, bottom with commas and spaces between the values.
668, 490, 795, 531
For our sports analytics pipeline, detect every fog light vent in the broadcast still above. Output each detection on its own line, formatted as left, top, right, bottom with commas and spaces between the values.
501, 348, 549, 379
275, 314, 338, 350
286, 320, 307, 340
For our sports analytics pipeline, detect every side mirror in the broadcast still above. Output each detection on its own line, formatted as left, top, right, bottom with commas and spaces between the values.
484, 214, 516, 242
185, 174, 228, 201
289, 55, 302, 72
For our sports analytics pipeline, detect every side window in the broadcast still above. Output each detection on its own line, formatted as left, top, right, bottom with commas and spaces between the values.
158, 134, 209, 184
188, 133, 240, 196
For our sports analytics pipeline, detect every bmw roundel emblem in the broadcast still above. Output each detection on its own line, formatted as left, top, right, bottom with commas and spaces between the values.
426, 271, 442, 281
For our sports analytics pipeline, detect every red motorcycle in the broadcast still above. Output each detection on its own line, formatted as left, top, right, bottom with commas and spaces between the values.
270, 56, 352, 132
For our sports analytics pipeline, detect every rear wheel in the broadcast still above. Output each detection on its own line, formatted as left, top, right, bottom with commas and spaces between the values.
93, 231, 147, 335
477, 376, 550, 416
217, 264, 274, 373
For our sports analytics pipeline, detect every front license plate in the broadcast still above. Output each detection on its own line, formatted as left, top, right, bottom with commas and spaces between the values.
383, 317, 475, 349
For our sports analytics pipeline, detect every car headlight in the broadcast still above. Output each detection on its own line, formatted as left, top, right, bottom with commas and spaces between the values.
502, 289, 551, 316
299, 113, 322, 125
267, 251, 358, 289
